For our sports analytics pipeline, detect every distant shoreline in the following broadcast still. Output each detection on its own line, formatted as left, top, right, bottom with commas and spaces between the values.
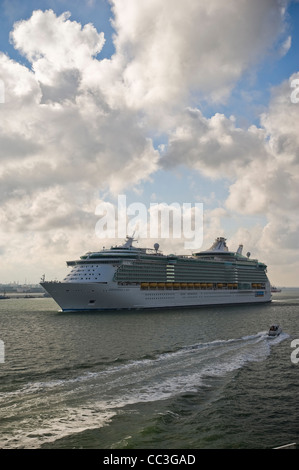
0, 293, 48, 299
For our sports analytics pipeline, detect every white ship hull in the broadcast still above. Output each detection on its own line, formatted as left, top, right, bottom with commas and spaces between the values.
41, 236, 272, 312
41, 281, 272, 312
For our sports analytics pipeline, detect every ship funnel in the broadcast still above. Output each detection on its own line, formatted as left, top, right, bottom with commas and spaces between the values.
209, 237, 228, 252
237, 244, 243, 255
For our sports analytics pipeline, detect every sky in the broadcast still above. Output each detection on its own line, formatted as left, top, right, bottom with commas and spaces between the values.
0, 0, 299, 286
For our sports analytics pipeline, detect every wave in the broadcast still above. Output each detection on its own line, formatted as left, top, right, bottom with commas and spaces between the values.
0, 330, 288, 449
1, 331, 288, 399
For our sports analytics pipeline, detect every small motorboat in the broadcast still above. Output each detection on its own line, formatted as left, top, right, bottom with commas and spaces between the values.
268, 324, 282, 337
271, 286, 281, 293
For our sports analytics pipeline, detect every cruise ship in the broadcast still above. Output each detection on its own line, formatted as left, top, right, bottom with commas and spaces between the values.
40, 236, 272, 311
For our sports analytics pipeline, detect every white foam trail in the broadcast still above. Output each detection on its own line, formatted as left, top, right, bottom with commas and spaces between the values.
0, 406, 116, 449
0, 331, 289, 449
1, 331, 277, 399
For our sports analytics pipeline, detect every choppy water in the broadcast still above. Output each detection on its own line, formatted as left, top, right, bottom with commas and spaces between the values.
0, 289, 298, 449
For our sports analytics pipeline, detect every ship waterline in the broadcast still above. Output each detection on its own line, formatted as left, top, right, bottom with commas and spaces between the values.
41, 236, 272, 311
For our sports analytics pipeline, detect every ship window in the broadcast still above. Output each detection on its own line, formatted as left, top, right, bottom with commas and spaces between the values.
89, 300, 95, 304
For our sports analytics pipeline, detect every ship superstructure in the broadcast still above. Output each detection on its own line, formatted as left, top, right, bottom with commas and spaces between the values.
41, 236, 271, 311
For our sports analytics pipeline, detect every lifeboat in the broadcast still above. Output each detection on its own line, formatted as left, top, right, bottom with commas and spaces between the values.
227, 283, 233, 289
157, 283, 165, 289
149, 282, 158, 289
187, 283, 194, 289
207, 283, 213, 289
217, 283, 223, 288
200, 283, 207, 288
180, 283, 187, 289
173, 283, 180, 289
194, 283, 201, 289
165, 283, 173, 289
141, 282, 149, 289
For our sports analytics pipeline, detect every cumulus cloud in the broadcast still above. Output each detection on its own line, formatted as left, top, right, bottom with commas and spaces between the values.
233, 74, 299, 268
0, 2, 297, 284
160, 72, 299, 281
10, 10, 105, 86
0, 10, 159, 202
0, 9, 160, 280
226, 73, 299, 218
110, 0, 287, 110
162, 108, 269, 180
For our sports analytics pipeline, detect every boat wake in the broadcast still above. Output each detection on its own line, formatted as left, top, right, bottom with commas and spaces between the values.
0, 330, 288, 449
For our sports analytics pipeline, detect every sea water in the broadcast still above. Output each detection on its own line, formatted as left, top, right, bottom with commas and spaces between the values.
0, 289, 298, 449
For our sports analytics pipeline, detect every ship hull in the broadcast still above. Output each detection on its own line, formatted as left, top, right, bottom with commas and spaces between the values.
41, 282, 272, 312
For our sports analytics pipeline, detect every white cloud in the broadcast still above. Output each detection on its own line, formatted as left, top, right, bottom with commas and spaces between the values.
0, 2, 297, 285
160, 73, 299, 283
10, 10, 105, 85
110, 0, 287, 110
279, 35, 292, 56
0, 10, 159, 200
0, 9, 160, 281
226, 73, 299, 220
162, 108, 269, 180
